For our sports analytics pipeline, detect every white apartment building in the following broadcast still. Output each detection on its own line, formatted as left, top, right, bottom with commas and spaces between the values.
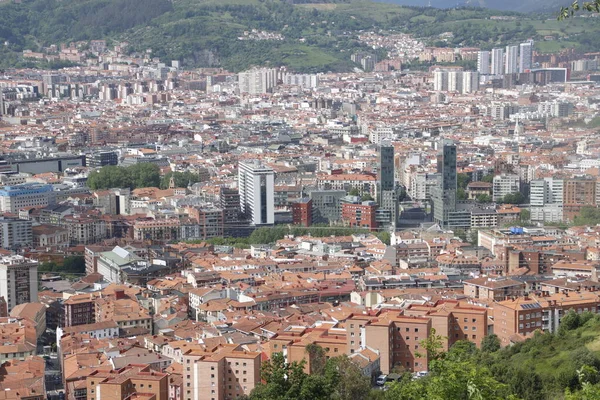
0, 217, 32, 249
492, 174, 520, 202
530, 177, 564, 222
238, 161, 275, 226
238, 67, 278, 94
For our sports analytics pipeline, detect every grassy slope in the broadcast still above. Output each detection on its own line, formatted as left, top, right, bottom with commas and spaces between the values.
0, 0, 597, 71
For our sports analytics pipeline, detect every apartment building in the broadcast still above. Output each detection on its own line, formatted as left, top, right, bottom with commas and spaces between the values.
183, 344, 261, 400
341, 198, 378, 231
269, 325, 347, 373
133, 218, 182, 241
185, 206, 224, 239
316, 173, 377, 197
464, 277, 526, 301
493, 291, 600, 346
63, 214, 107, 245
404, 300, 488, 349
343, 312, 431, 374
0, 216, 32, 249
63, 293, 96, 327
86, 364, 169, 400
0, 255, 38, 311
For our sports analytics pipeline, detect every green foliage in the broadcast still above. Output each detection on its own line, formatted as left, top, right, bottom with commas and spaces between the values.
375, 231, 391, 245
559, 0, 600, 19
500, 192, 526, 205
348, 188, 360, 196
160, 171, 202, 189
87, 163, 160, 190
386, 340, 510, 400
305, 343, 327, 375
481, 334, 501, 353
481, 174, 494, 183
520, 209, 531, 224
457, 188, 467, 201
249, 352, 370, 400
573, 206, 600, 226
361, 193, 374, 202
39, 256, 85, 274
457, 173, 471, 190
476, 194, 492, 203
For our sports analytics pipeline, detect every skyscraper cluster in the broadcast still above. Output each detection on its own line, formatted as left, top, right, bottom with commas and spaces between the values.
477, 40, 534, 76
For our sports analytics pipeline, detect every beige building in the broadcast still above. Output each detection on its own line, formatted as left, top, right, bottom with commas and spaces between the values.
183, 344, 261, 400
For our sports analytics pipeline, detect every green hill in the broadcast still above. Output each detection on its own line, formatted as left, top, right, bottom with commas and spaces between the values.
0, 0, 598, 72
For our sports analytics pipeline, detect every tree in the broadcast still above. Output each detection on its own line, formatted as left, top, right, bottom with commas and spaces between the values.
325, 355, 371, 400
361, 193, 374, 202
520, 209, 531, 224
348, 188, 360, 196
457, 188, 467, 201
481, 174, 494, 183
501, 192, 525, 205
559, 310, 582, 336
476, 194, 492, 203
306, 343, 326, 375
457, 173, 471, 190
376, 231, 391, 245
559, 0, 600, 19
128, 163, 161, 189
481, 334, 501, 353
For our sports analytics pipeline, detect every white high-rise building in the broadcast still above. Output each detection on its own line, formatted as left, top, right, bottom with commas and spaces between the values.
433, 70, 449, 91
238, 68, 278, 94
519, 41, 534, 73
492, 174, 520, 202
0, 255, 38, 312
0, 217, 32, 250
477, 51, 490, 75
238, 161, 275, 226
462, 71, 480, 93
530, 177, 563, 222
433, 70, 478, 94
447, 71, 463, 93
491, 48, 504, 76
505, 45, 518, 74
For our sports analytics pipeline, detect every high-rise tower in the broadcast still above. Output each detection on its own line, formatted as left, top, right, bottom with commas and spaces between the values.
377, 143, 399, 228
238, 161, 275, 226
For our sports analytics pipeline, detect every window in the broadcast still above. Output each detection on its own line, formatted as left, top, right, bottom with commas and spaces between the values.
415, 328, 419, 332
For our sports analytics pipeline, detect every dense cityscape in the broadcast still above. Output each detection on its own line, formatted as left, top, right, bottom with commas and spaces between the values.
0, 1, 600, 399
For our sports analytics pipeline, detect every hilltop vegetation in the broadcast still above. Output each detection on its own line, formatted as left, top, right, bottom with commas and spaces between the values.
251, 314, 600, 399
0, 0, 599, 72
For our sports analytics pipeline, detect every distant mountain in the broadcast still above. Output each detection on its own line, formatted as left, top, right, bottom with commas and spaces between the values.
374, 0, 572, 13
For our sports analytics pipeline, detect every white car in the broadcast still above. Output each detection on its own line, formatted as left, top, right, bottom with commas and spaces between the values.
376, 375, 387, 386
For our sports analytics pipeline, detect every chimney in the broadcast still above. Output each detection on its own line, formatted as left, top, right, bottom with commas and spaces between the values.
115, 289, 125, 300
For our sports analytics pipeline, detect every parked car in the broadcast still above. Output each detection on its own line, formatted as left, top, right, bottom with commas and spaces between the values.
376, 374, 387, 386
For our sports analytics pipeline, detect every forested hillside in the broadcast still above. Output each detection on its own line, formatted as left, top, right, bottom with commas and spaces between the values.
0, 0, 598, 72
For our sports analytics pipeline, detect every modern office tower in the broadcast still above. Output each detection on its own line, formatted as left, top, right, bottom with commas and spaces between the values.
505, 45, 518, 74
87, 151, 118, 168
492, 174, 521, 202
432, 141, 468, 228
0, 255, 38, 311
238, 68, 278, 94
519, 40, 534, 73
491, 48, 504, 75
477, 51, 490, 75
308, 190, 346, 224
0, 217, 32, 250
238, 161, 275, 226
377, 143, 399, 228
